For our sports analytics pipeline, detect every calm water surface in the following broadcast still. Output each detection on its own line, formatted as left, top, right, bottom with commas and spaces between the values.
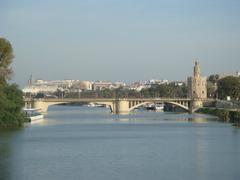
1, 105, 240, 180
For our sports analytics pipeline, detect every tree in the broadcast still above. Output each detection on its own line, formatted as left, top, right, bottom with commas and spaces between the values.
0, 38, 14, 84
0, 37, 25, 129
0, 84, 25, 128
208, 74, 220, 84
217, 76, 240, 100
207, 82, 217, 98
139, 83, 187, 98
207, 74, 219, 98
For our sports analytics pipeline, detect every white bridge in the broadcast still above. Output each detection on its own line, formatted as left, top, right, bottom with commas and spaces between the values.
24, 98, 208, 114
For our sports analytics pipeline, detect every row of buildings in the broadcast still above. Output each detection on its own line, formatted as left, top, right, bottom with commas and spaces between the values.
22, 62, 240, 101
22, 78, 171, 95
23, 61, 239, 97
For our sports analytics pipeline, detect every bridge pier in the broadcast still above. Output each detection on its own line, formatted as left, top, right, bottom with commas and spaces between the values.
33, 101, 50, 113
113, 100, 130, 115
189, 99, 203, 113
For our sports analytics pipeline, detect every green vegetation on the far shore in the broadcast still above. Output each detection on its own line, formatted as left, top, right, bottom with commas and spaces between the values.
0, 37, 26, 129
197, 108, 240, 127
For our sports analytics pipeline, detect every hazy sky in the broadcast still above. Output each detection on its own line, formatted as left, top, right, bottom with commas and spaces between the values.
1, 0, 240, 86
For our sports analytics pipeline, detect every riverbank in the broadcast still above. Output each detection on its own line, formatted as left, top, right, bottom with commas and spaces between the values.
196, 108, 240, 127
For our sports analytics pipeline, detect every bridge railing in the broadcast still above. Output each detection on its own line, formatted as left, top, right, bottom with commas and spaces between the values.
24, 97, 193, 102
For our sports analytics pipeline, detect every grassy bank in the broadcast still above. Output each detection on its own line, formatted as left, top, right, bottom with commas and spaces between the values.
196, 108, 240, 126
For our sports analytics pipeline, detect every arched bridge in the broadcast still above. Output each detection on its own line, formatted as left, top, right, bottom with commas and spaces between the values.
24, 98, 207, 114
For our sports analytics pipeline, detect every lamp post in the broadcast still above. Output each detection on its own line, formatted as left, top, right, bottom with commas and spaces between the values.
61, 89, 64, 99
78, 89, 81, 99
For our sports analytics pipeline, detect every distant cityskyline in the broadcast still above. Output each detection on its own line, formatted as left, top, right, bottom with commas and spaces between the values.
25, 69, 240, 85
1, 0, 240, 86
22, 77, 172, 95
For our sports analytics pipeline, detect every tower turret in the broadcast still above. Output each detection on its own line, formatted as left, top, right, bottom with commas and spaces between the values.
187, 60, 207, 100
194, 61, 201, 77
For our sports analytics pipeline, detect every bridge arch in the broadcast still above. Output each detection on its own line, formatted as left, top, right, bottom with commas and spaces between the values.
128, 101, 189, 112
164, 101, 189, 111
128, 102, 151, 112
33, 101, 66, 113
32, 100, 115, 113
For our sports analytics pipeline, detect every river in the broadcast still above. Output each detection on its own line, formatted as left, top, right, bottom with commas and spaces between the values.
0, 105, 240, 180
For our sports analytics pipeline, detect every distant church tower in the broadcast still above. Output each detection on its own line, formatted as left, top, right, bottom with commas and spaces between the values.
187, 61, 207, 100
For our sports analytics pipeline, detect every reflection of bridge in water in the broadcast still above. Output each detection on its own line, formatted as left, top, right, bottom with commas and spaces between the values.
24, 98, 212, 114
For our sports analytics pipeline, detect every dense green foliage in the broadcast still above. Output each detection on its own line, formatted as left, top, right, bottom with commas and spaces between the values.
208, 74, 220, 84
207, 82, 216, 98
0, 37, 25, 129
206, 74, 219, 98
0, 38, 14, 84
217, 76, 240, 100
140, 83, 187, 98
197, 108, 240, 126
64, 83, 188, 99
229, 111, 240, 126
0, 84, 25, 128
197, 108, 230, 122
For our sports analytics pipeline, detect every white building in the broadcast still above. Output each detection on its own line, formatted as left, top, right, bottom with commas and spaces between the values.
129, 82, 148, 91
111, 82, 126, 89
145, 79, 169, 85
92, 81, 112, 91
80, 81, 93, 91
22, 85, 59, 94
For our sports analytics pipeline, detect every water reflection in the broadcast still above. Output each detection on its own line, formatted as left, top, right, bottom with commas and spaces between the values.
1, 106, 240, 180
115, 118, 130, 122
173, 113, 217, 123
195, 126, 208, 179
0, 131, 13, 180
111, 112, 218, 124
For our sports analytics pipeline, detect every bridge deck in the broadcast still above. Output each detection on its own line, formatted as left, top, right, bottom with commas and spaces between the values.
24, 98, 192, 102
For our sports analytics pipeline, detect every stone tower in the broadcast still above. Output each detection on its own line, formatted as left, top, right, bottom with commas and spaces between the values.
187, 61, 207, 100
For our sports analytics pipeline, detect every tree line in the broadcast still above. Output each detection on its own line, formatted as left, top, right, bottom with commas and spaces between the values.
63, 82, 188, 99
207, 74, 240, 100
64, 75, 240, 100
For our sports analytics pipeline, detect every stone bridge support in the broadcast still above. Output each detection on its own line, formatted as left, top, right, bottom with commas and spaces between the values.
33, 101, 66, 113
189, 99, 204, 113
114, 100, 130, 115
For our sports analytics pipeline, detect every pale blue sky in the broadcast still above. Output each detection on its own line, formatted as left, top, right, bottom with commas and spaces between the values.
1, 0, 240, 86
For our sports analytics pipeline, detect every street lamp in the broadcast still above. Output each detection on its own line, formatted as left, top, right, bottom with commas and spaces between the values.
78, 89, 81, 99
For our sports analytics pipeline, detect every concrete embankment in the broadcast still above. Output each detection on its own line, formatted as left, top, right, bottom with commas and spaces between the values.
196, 108, 240, 127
